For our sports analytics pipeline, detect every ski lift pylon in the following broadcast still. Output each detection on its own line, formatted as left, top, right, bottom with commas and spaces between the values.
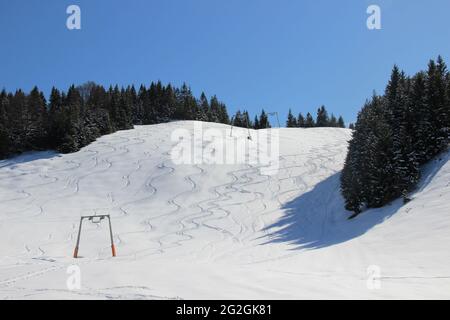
267, 111, 281, 128
73, 214, 116, 258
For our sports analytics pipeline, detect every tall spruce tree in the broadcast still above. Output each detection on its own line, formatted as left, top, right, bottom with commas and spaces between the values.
305, 112, 315, 128
9, 90, 27, 152
0, 90, 9, 157
232, 110, 243, 127
329, 114, 338, 127
243, 111, 253, 128
198, 92, 210, 122
316, 105, 329, 127
342, 57, 450, 215
253, 115, 260, 129
218, 101, 230, 124
426, 56, 449, 155
209, 96, 221, 123
259, 110, 270, 128
297, 113, 305, 128
286, 109, 298, 127
25, 86, 48, 149
47, 87, 66, 149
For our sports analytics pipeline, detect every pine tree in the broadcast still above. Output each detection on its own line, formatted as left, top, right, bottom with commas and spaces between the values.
218, 102, 230, 124
25, 86, 48, 149
116, 86, 131, 130
159, 83, 177, 122
286, 109, 297, 127
341, 141, 363, 214
242, 110, 252, 129
430, 56, 449, 153
209, 96, 221, 123
338, 116, 345, 128
424, 60, 441, 158
254, 115, 260, 129
173, 84, 184, 120
341, 94, 393, 212
154, 81, 168, 122
134, 85, 145, 124
305, 112, 315, 128
341, 57, 450, 214
198, 92, 210, 122
59, 85, 83, 153
297, 113, 305, 128
329, 114, 338, 127
341, 100, 375, 213
9, 90, 27, 152
389, 71, 420, 198
363, 96, 395, 208
316, 105, 329, 127
233, 110, 243, 127
259, 109, 271, 129
174, 83, 191, 120
87, 84, 113, 135
139, 85, 153, 125
76, 81, 97, 105
144, 82, 158, 124
0, 90, 10, 158
47, 87, 65, 149
127, 85, 138, 125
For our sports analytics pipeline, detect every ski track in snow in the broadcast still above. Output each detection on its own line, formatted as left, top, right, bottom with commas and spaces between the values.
0, 122, 449, 299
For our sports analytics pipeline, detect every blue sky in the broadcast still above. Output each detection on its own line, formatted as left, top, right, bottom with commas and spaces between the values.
1, 0, 450, 125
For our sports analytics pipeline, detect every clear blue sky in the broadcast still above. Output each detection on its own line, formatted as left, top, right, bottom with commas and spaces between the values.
1, 0, 450, 125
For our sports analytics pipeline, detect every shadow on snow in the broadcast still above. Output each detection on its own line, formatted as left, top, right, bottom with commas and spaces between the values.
262, 153, 449, 250
0, 151, 61, 169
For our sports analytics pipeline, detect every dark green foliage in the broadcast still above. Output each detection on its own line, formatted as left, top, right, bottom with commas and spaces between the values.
315, 105, 329, 127
297, 113, 305, 127
286, 109, 297, 127
232, 109, 253, 128
8, 90, 27, 152
258, 110, 271, 129
254, 116, 260, 129
341, 57, 450, 215
25, 87, 48, 149
305, 112, 315, 128
328, 114, 338, 127
242, 111, 252, 129
0, 81, 233, 159
0, 90, 9, 157
231, 109, 273, 130
287, 106, 345, 128
198, 92, 210, 122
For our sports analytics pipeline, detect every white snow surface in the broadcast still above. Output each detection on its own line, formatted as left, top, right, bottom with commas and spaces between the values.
0, 121, 449, 299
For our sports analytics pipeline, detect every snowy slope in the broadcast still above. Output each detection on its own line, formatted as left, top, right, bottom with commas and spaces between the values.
0, 121, 449, 299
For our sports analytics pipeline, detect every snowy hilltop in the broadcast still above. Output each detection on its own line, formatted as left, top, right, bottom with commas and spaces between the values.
0, 121, 449, 299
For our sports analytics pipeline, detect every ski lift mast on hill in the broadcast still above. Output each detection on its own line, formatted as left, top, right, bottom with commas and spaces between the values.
267, 112, 281, 128
229, 111, 280, 140
229, 115, 253, 140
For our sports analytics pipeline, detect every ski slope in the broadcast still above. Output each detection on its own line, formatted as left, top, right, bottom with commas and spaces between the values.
0, 121, 449, 299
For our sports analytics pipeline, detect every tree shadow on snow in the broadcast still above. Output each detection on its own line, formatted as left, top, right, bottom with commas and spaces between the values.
262, 153, 449, 250
0, 151, 61, 169
262, 173, 402, 249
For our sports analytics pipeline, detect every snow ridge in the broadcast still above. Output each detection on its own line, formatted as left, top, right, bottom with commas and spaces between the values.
0, 121, 449, 299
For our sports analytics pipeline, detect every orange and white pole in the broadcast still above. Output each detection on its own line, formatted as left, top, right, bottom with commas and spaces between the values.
108, 216, 116, 258
73, 217, 84, 258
